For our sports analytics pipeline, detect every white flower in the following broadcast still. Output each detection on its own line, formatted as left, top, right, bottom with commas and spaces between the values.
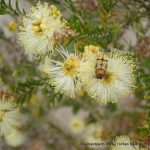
0, 96, 20, 136
69, 116, 85, 134
85, 124, 104, 142
49, 46, 81, 98
111, 136, 147, 150
83, 124, 105, 149
84, 45, 101, 57
79, 48, 136, 104
18, 2, 66, 58
5, 129, 25, 147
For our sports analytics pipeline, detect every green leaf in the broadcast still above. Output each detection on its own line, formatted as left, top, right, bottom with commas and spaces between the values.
0, 0, 26, 15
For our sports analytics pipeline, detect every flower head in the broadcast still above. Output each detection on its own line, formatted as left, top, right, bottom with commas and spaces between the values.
82, 124, 106, 149
0, 95, 20, 136
7, 22, 17, 31
69, 116, 85, 134
79, 48, 136, 104
49, 46, 82, 98
5, 129, 25, 147
18, 2, 66, 58
84, 124, 104, 143
111, 136, 147, 150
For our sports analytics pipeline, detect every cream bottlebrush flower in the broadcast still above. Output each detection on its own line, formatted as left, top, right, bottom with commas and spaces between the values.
18, 2, 66, 57
49, 47, 81, 98
5, 129, 25, 147
0, 96, 20, 136
111, 136, 147, 150
84, 45, 101, 57
83, 45, 103, 62
84, 124, 104, 144
69, 116, 85, 134
111, 136, 136, 150
79, 48, 136, 104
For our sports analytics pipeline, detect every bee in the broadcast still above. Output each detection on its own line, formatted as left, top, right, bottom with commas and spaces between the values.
95, 52, 108, 79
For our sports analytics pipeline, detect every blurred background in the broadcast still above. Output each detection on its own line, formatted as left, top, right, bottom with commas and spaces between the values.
0, 0, 150, 149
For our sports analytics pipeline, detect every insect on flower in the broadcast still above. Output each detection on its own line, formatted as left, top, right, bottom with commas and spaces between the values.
95, 52, 108, 79
79, 47, 136, 104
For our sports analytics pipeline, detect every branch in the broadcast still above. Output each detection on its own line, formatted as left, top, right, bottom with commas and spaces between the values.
0, 0, 26, 16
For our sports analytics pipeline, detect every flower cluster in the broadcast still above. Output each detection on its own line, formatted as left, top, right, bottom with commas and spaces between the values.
18, 2, 136, 104
46, 45, 136, 104
18, 2, 67, 58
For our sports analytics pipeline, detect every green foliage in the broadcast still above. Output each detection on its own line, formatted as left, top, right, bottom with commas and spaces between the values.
138, 64, 150, 101
136, 56, 150, 138
106, 103, 117, 113
0, 0, 25, 15
99, 0, 117, 13
65, 0, 121, 50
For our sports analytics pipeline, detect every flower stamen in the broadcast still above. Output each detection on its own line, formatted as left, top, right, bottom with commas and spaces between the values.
49, 5, 61, 19
63, 59, 79, 76
32, 18, 46, 35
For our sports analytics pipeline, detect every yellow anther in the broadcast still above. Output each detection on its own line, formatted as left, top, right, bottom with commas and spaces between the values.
7, 22, 17, 31
32, 18, 45, 26
49, 5, 61, 18
63, 59, 79, 76
56, 10, 61, 16
32, 26, 43, 35
103, 54, 108, 60
33, 26, 43, 32
31, 18, 46, 35
84, 45, 100, 54
32, 20, 41, 26
50, 5, 57, 11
